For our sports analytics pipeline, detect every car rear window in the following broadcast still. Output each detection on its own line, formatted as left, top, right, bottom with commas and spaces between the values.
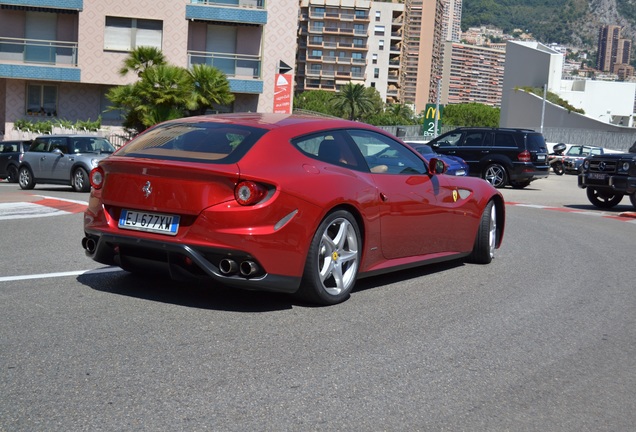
115, 122, 267, 163
526, 134, 547, 152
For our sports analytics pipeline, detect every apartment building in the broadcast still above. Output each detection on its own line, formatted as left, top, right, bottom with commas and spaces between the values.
441, 0, 461, 42
400, 0, 444, 113
597, 25, 632, 73
0, 0, 299, 136
440, 41, 505, 107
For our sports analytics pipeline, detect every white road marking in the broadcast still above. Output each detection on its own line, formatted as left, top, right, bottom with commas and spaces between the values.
0, 267, 123, 283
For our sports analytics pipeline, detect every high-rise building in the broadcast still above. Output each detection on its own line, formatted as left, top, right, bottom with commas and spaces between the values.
597, 25, 632, 73
441, 0, 462, 42
296, 0, 404, 104
0, 0, 299, 136
440, 41, 505, 107
400, 0, 444, 113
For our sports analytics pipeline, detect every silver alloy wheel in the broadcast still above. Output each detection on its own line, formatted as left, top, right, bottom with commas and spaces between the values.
74, 169, 85, 190
19, 167, 31, 187
484, 164, 506, 188
317, 217, 359, 296
488, 203, 497, 259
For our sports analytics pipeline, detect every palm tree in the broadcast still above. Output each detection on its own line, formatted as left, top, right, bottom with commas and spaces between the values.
331, 82, 375, 121
135, 64, 192, 127
119, 46, 167, 78
187, 64, 235, 115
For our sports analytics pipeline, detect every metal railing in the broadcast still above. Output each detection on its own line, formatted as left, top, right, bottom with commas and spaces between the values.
187, 51, 261, 79
0, 37, 78, 66
191, 0, 264, 8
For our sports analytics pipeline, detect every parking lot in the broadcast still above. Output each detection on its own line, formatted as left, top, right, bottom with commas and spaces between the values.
1, 174, 635, 431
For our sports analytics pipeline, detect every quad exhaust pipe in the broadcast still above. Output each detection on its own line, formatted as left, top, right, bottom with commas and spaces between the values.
218, 258, 259, 277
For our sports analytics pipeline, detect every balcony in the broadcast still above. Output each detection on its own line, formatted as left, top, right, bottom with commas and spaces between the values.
0, 0, 83, 10
188, 51, 263, 93
0, 37, 80, 81
186, 0, 267, 25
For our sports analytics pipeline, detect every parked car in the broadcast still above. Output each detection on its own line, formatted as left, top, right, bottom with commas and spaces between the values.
0, 140, 31, 183
19, 135, 115, 192
406, 142, 468, 176
82, 113, 505, 305
578, 151, 636, 209
428, 127, 550, 188
563, 145, 604, 174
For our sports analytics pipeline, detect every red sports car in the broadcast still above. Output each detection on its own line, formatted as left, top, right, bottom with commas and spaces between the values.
83, 113, 505, 305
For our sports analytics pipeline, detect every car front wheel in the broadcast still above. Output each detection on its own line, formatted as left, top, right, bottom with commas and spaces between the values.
483, 164, 508, 188
6, 165, 19, 183
586, 187, 623, 208
18, 166, 35, 190
298, 210, 361, 305
72, 167, 90, 192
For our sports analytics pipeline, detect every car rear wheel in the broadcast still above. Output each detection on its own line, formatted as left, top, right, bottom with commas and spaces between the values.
586, 187, 623, 208
18, 166, 35, 190
467, 200, 497, 264
298, 210, 361, 305
72, 167, 90, 192
629, 193, 636, 210
6, 165, 19, 183
483, 164, 508, 188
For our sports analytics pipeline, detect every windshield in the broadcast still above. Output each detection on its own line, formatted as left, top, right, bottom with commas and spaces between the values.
115, 122, 267, 163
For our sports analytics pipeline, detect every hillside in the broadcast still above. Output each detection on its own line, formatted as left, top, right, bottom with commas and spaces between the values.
462, 0, 636, 50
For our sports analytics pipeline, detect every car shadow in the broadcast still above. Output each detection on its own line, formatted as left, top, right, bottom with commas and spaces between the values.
77, 260, 465, 312
564, 203, 635, 213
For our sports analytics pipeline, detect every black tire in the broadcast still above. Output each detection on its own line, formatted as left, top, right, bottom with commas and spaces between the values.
483, 163, 508, 188
18, 166, 35, 190
553, 162, 564, 175
467, 200, 497, 264
510, 180, 531, 189
629, 193, 636, 210
586, 187, 623, 209
297, 210, 361, 305
6, 165, 19, 183
72, 167, 90, 192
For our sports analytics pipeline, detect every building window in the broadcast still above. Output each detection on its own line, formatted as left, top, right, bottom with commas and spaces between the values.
313, 6, 325, 17
104, 17, 163, 51
26, 84, 57, 116
372, 54, 378, 64
353, 38, 365, 48
355, 9, 367, 19
374, 25, 385, 36
375, 11, 381, 22
374, 68, 379, 78
379, 40, 384, 50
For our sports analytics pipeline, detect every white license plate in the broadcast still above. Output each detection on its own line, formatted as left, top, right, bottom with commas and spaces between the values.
118, 209, 180, 236
588, 173, 607, 180
537, 155, 546, 161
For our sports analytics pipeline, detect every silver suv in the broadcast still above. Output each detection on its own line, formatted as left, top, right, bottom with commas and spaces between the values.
19, 135, 115, 192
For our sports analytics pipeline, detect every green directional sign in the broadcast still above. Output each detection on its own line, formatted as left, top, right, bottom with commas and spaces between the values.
423, 104, 444, 136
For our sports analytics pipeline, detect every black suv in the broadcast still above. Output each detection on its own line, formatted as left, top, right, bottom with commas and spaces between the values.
0, 140, 31, 183
578, 151, 636, 210
429, 127, 549, 188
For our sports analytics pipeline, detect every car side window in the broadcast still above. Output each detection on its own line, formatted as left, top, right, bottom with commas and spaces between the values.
49, 138, 68, 153
461, 132, 486, 147
434, 132, 462, 147
348, 129, 427, 175
31, 139, 50, 152
293, 130, 362, 169
494, 133, 516, 147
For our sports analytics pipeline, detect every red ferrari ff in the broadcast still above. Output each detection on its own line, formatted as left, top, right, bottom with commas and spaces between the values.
83, 113, 505, 305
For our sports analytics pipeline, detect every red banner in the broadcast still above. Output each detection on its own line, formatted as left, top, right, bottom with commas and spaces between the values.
273, 74, 292, 114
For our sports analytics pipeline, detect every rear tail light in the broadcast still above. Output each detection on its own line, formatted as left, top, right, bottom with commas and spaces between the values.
234, 181, 267, 206
518, 150, 532, 162
89, 167, 105, 189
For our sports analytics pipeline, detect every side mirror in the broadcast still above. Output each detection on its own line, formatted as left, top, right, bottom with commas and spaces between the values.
431, 141, 440, 149
52, 148, 64, 156
428, 158, 447, 175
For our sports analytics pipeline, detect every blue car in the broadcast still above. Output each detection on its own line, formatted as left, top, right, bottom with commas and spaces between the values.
407, 142, 468, 176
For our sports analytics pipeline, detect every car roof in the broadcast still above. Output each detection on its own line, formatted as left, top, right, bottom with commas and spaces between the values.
157, 113, 365, 133
34, 134, 108, 138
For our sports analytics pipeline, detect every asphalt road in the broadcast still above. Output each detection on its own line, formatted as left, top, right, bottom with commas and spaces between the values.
1, 174, 635, 431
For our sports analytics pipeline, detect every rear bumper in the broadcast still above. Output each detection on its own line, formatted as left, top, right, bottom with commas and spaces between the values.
509, 163, 549, 182
83, 230, 301, 294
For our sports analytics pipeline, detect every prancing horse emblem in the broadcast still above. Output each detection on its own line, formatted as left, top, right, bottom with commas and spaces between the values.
142, 181, 152, 198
